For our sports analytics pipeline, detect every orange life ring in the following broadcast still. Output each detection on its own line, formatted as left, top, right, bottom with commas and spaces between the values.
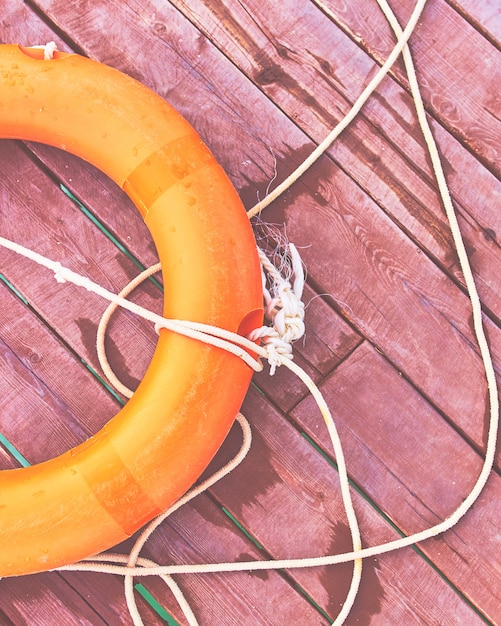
0, 44, 263, 576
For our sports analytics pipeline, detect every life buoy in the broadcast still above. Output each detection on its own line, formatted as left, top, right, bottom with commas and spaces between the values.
0, 44, 262, 576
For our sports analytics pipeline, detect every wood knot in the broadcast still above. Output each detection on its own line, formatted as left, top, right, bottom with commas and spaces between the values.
255, 64, 287, 86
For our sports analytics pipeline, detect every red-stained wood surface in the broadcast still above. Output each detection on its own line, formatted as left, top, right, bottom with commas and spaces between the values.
0, 0, 500, 624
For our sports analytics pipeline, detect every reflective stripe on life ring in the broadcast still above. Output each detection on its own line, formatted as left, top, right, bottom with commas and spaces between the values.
0, 44, 263, 576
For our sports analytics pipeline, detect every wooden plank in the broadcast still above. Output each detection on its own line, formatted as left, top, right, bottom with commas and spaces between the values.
205, 385, 488, 624
0, 0, 73, 51
0, 446, 16, 470
0, 573, 110, 626
291, 342, 501, 621
445, 0, 501, 47
0, 284, 117, 463
0, 568, 166, 626
316, 0, 501, 174
55, 572, 170, 626
165, 0, 501, 322
25, 143, 160, 270
262, 158, 501, 467
22, 0, 501, 463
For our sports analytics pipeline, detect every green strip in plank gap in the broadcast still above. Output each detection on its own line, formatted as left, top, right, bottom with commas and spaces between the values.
134, 584, 180, 625
60, 184, 163, 290
0, 432, 30, 467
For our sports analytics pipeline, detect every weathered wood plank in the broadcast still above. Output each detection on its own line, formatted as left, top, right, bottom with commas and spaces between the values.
25, 143, 159, 270
165, 0, 501, 322
206, 385, 488, 625
442, 0, 501, 48
0, 564, 167, 626
262, 157, 501, 467
56, 572, 170, 626
0, 0, 73, 51
0, 573, 110, 626
0, 283, 117, 463
22, 0, 501, 464
317, 0, 501, 173
291, 342, 501, 621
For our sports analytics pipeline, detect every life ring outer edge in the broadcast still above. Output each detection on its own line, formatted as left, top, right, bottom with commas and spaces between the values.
0, 44, 263, 576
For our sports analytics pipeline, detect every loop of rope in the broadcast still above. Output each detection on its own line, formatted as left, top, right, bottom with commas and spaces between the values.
2, 0, 497, 622
31, 41, 57, 60
0, 234, 363, 626
96, 262, 162, 399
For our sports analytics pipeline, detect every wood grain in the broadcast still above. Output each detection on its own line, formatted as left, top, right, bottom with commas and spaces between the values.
292, 342, 501, 620
23, 0, 501, 458
318, 0, 501, 172
434, 0, 501, 49
0, 0, 499, 624
0, 141, 160, 393
166, 0, 501, 321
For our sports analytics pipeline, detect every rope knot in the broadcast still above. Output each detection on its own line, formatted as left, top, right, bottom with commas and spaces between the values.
248, 244, 305, 375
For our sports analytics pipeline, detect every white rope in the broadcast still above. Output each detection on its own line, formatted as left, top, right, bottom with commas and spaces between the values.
31, 41, 57, 60
96, 262, 162, 399
248, 244, 305, 374
2, 3, 497, 622
247, 0, 428, 219
0, 233, 362, 625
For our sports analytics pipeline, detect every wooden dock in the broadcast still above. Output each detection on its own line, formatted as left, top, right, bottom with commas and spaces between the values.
0, 0, 500, 623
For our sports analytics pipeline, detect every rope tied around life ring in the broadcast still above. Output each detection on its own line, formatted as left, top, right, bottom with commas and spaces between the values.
248, 244, 305, 374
